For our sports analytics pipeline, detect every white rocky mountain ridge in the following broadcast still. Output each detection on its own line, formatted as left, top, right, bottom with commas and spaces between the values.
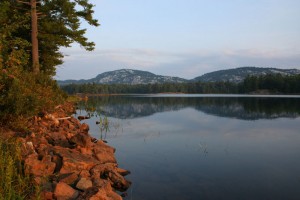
57, 67, 300, 85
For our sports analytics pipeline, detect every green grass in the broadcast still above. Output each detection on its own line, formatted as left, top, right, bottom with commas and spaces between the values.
0, 137, 39, 200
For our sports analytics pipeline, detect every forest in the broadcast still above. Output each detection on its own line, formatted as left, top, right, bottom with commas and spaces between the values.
0, 0, 98, 125
0, 1, 98, 199
61, 73, 300, 95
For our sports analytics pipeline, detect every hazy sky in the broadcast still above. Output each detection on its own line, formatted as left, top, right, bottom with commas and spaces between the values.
55, 0, 300, 80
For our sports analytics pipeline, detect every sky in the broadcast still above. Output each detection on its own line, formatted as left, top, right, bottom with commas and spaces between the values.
55, 0, 300, 80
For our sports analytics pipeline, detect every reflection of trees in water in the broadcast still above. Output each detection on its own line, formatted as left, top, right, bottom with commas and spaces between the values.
78, 96, 300, 120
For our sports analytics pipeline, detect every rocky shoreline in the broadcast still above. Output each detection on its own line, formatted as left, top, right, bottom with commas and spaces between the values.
15, 102, 131, 199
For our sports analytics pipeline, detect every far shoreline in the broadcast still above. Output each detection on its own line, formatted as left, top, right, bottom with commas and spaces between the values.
75, 93, 300, 98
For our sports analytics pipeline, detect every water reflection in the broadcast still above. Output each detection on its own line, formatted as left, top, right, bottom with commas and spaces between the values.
77, 95, 300, 120
76, 95, 300, 200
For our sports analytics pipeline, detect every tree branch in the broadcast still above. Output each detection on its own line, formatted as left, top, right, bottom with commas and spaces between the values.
16, 0, 31, 5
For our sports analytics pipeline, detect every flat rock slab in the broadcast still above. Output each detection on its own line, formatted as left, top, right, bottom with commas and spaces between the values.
52, 146, 100, 174
54, 182, 79, 200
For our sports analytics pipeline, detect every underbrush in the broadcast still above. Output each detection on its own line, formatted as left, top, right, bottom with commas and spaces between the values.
0, 137, 40, 200
0, 66, 66, 129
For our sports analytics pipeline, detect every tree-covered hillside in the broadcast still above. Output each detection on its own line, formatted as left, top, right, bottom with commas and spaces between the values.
58, 69, 188, 85
61, 74, 300, 95
193, 67, 300, 83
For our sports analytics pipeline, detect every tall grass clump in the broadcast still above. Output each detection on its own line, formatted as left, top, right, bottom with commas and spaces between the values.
0, 138, 39, 200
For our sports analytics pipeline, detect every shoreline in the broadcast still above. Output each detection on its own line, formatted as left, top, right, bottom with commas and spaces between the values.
7, 102, 130, 199
75, 91, 300, 95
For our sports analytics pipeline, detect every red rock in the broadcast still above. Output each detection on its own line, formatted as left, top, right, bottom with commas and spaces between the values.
41, 191, 54, 200
91, 177, 108, 188
59, 173, 78, 185
108, 171, 131, 191
116, 168, 130, 176
52, 146, 99, 174
89, 181, 122, 200
93, 142, 116, 164
70, 117, 81, 127
25, 154, 56, 177
68, 123, 75, 130
70, 133, 92, 148
79, 169, 91, 178
78, 116, 86, 120
36, 143, 51, 158
76, 177, 93, 190
41, 121, 49, 127
54, 182, 79, 200
95, 151, 117, 164
20, 140, 35, 156
80, 147, 93, 155
14, 102, 129, 200
66, 132, 72, 139
80, 123, 89, 133
94, 140, 115, 154
90, 164, 131, 191
53, 118, 60, 126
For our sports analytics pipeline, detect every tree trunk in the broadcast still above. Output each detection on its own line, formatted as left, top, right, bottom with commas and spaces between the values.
31, 0, 39, 74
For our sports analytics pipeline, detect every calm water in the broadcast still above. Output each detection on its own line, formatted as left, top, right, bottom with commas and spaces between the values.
76, 95, 300, 200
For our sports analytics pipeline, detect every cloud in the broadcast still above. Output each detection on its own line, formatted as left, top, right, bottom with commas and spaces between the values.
55, 48, 300, 80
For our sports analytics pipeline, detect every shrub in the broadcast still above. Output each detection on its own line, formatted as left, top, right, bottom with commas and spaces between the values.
0, 66, 66, 129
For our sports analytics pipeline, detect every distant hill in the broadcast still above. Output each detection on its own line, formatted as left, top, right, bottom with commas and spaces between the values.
57, 67, 300, 85
58, 69, 187, 85
192, 67, 300, 83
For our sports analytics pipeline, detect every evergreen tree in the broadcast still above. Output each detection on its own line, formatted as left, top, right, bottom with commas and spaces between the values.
1, 0, 99, 76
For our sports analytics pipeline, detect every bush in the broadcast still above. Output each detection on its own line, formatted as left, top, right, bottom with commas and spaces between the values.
0, 66, 66, 129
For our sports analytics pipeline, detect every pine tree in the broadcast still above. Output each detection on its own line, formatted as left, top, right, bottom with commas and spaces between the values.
1, 0, 99, 76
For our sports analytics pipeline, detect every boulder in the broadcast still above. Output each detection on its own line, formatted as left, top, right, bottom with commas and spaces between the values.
76, 177, 93, 191
94, 140, 115, 154
79, 169, 91, 178
80, 123, 89, 133
79, 147, 93, 155
24, 154, 56, 177
90, 164, 131, 192
52, 146, 99, 174
15, 102, 130, 200
70, 133, 92, 148
116, 168, 131, 176
93, 142, 116, 164
59, 173, 79, 185
54, 182, 79, 200
41, 191, 54, 200
89, 182, 122, 200
95, 151, 117, 164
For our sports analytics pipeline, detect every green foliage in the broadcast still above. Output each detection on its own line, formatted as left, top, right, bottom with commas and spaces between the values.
61, 73, 300, 95
0, 66, 66, 128
241, 74, 300, 94
61, 81, 240, 94
0, 0, 98, 127
0, 1, 31, 71
0, 138, 38, 200
0, 0, 99, 76
0, 1, 97, 198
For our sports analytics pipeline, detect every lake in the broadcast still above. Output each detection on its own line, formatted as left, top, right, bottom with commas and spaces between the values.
75, 94, 300, 200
